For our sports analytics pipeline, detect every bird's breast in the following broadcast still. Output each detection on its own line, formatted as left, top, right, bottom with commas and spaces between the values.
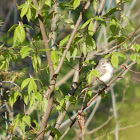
99, 71, 113, 84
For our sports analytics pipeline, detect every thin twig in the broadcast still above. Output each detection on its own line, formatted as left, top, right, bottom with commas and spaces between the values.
98, 25, 140, 55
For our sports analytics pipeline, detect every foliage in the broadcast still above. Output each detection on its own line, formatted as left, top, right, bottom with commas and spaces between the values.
0, 0, 140, 139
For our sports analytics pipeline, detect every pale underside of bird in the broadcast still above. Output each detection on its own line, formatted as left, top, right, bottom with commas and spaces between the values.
87, 58, 114, 88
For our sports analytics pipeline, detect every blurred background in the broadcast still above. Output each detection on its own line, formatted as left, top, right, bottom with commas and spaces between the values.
0, 0, 140, 139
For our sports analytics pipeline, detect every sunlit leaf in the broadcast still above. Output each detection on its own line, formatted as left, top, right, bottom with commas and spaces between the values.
93, 0, 97, 12
114, 52, 126, 59
51, 50, 58, 64
79, 19, 92, 30
45, 0, 51, 7
9, 92, 20, 109
88, 21, 94, 36
20, 5, 29, 19
21, 78, 31, 90
111, 54, 119, 68
22, 115, 31, 126
66, 51, 71, 62
133, 44, 140, 52
72, 47, 77, 60
94, 16, 107, 27
73, 0, 81, 9
130, 54, 136, 61
13, 25, 25, 44
20, 46, 32, 59
103, 7, 120, 18
59, 35, 70, 47
8, 24, 18, 34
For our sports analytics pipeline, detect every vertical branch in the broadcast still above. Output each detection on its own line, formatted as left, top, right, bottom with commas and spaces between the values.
110, 85, 119, 140
48, 54, 83, 140
54, 0, 92, 75
32, 1, 55, 140
34, 0, 94, 139
33, 0, 54, 78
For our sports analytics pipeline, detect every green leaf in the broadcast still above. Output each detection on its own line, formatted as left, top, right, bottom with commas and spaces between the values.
104, 53, 112, 59
33, 120, 40, 131
53, 128, 62, 139
87, 69, 100, 84
87, 90, 92, 97
20, 120, 25, 132
85, 35, 96, 50
109, 16, 121, 36
79, 19, 92, 30
130, 54, 136, 61
88, 21, 94, 36
82, 43, 87, 57
66, 51, 71, 62
9, 92, 19, 109
22, 115, 31, 126
103, 7, 120, 18
93, 0, 97, 12
34, 92, 42, 101
64, 18, 74, 24
108, 36, 117, 42
117, 36, 126, 44
20, 5, 29, 19
72, 47, 77, 60
13, 25, 25, 44
87, 71, 93, 84
13, 115, 20, 132
20, 46, 32, 59
23, 92, 30, 105
59, 35, 70, 47
92, 70, 100, 78
45, 0, 51, 7
18, 3, 26, 9
59, 2, 73, 9
65, 95, 70, 101
21, 78, 31, 90
26, 7, 32, 21
33, 55, 41, 72
111, 54, 119, 68
133, 44, 140, 52
73, 0, 81, 9
56, 99, 65, 111
29, 96, 35, 109
69, 96, 76, 105
114, 52, 126, 59
94, 16, 107, 27
31, 4, 39, 10
51, 50, 58, 64
28, 79, 37, 94
38, 49, 51, 52
8, 24, 18, 34
122, 15, 135, 33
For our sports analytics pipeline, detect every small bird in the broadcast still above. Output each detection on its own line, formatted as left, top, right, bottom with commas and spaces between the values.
88, 58, 114, 88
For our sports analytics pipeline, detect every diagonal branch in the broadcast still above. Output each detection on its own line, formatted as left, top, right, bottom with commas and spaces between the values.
59, 61, 136, 139
35, 0, 94, 139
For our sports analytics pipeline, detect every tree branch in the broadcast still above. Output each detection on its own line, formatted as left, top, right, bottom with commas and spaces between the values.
59, 61, 136, 139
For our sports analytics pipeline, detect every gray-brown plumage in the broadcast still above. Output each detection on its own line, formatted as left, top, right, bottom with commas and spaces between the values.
87, 58, 114, 88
